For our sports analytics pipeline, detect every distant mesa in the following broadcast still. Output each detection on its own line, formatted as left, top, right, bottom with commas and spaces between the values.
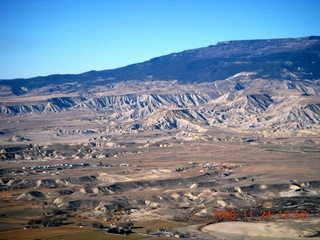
0, 36, 319, 88
0, 36, 320, 135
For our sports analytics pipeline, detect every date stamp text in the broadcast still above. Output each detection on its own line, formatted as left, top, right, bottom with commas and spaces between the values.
212, 209, 308, 220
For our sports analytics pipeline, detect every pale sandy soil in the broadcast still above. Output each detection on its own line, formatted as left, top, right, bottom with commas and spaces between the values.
202, 218, 320, 239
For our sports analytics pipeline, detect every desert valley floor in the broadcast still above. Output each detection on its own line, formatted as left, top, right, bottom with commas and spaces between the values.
0, 110, 320, 239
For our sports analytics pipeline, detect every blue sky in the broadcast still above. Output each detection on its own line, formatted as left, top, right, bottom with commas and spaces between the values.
1, 0, 320, 79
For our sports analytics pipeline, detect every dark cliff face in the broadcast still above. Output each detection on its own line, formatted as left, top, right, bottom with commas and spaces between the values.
1, 36, 320, 95
72, 36, 320, 84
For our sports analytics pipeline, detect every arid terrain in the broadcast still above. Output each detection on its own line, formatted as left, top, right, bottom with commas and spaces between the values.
1, 36, 320, 239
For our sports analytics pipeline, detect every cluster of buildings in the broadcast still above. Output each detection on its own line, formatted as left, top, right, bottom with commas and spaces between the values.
22, 163, 90, 171
21, 162, 131, 174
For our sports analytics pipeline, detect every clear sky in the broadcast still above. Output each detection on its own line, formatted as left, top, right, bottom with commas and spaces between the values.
1, 0, 320, 79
